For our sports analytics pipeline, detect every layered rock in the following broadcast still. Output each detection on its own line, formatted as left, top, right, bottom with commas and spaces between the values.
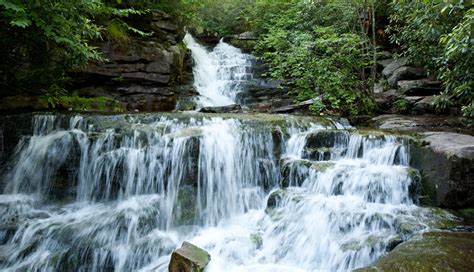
71, 10, 187, 112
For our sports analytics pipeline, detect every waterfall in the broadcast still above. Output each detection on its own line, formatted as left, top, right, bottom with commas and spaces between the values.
0, 113, 448, 271
183, 34, 254, 107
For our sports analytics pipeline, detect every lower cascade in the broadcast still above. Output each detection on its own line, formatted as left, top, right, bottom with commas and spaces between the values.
0, 113, 453, 271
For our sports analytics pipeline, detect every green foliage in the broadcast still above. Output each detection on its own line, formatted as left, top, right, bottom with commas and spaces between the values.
0, 0, 144, 95
433, 91, 453, 114
388, 1, 473, 117
43, 84, 68, 108
57, 95, 124, 112
393, 96, 409, 113
254, 1, 375, 115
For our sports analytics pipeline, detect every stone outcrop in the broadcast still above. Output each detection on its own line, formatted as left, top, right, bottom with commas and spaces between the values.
71, 10, 187, 112
355, 232, 474, 272
411, 132, 474, 208
169, 242, 210, 272
374, 55, 444, 114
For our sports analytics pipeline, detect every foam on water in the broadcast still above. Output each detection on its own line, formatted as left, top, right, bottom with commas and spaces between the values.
0, 113, 448, 271
183, 33, 254, 107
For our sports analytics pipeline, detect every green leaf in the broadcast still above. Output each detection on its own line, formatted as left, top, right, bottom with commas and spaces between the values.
10, 18, 31, 28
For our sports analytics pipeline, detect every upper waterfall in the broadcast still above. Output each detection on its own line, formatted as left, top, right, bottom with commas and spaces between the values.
183, 33, 254, 108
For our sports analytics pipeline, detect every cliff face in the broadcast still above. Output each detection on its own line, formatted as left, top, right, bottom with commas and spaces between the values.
70, 10, 188, 112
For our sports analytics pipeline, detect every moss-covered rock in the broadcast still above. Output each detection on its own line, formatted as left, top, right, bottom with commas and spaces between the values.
168, 241, 210, 272
305, 130, 350, 150
354, 232, 474, 272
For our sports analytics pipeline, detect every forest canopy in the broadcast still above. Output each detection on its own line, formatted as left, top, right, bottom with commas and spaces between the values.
0, 0, 472, 116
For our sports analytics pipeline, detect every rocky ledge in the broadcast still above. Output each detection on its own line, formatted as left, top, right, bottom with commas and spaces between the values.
70, 10, 188, 112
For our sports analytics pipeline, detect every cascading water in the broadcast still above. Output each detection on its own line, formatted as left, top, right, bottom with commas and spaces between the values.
183, 34, 254, 107
0, 113, 453, 271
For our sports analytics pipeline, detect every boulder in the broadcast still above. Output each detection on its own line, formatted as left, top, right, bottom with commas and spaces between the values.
414, 96, 435, 114
397, 79, 443, 96
387, 66, 426, 88
410, 132, 474, 208
382, 57, 407, 78
355, 232, 474, 272
198, 104, 242, 113
169, 242, 210, 272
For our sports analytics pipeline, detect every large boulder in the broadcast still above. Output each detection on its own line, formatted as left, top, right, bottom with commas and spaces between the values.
410, 132, 474, 208
169, 242, 210, 272
382, 57, 407, 78
355, 232, 474, 271
397, 79, 443, 96
387, 66, 426, 88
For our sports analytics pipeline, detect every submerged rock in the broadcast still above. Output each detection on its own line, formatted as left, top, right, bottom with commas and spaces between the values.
169, 242, 210, 272
355, 232, 474, 271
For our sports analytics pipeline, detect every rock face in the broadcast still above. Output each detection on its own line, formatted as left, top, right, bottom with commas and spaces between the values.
355, 232, 474, 272
411, 132, 474, 208
169, 242, 210, 272
71, 10, 187, 112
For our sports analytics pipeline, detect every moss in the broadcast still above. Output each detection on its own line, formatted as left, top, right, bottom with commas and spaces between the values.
355, 232, 474, 272
455, 208, 474, 219
54, 95, 125, 112
169, 242, 210, 272
311, 161, 335, 172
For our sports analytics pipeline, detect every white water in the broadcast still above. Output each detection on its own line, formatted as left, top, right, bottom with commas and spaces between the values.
0, 113, 451, 271
183, 33, 254, 107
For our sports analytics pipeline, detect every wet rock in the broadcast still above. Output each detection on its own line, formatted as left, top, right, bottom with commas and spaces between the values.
397, 79, 443, 96
355, 232, 474, 272
280, 158, 312, 187
266, 188, 303, 213
169, 241, 210, 272
382, 57, 407, 78
387, 66, 426, 88
198, 104, 242, 113
305, 130, 350, 150
410, 132, 474, 208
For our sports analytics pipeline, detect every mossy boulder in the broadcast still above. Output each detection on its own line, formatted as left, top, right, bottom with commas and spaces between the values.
355, 232, 474, 272
169, 242, 210, 272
